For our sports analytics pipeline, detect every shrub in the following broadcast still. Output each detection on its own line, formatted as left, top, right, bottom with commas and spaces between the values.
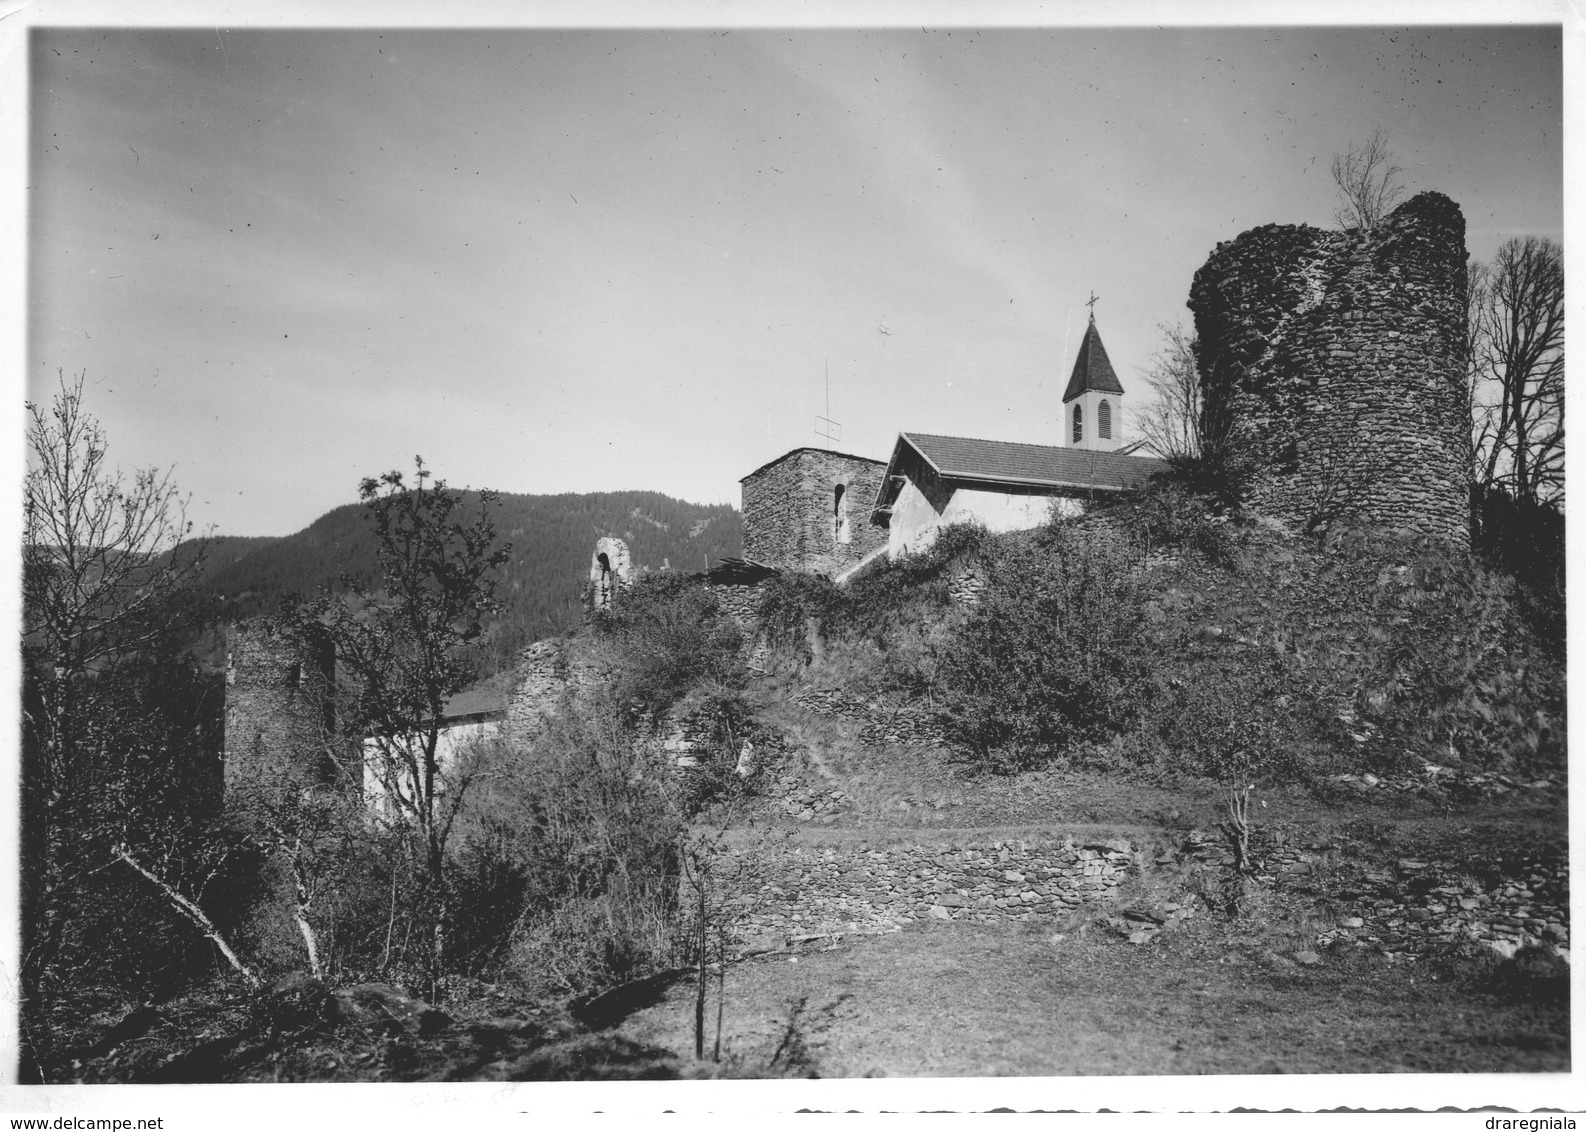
1149, 650, 1311, 784
844, 521, 986, 641
1470, 484, 1564, 638
1122, 479, 1236, 563
595, 572, 745, 714
755, 572, 845, 656
936, 526, 1149, 771
473, 704, 687, 998
1343, 539, 1565, 776
755, 522, 985, 665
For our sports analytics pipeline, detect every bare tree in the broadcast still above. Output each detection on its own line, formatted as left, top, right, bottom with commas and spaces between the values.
296, 458, 509, 992
1464, 259, 1492, 483
1471, 237, 1564, 507
22, 370, 212, 982
1135, 323, 1202, 461
1331, 127, 1405, 229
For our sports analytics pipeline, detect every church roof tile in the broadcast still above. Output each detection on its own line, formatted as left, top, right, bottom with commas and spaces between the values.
901, 432, 1166, 492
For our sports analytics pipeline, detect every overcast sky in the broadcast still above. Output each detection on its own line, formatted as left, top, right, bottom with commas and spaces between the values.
25, 13, 1564, 537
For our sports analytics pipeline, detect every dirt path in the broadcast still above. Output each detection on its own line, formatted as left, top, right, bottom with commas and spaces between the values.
617, 920, 1569, 1078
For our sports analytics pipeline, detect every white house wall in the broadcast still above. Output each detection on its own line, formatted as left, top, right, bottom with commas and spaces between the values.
362, 718, 503, 815
886, 480, 1084, 558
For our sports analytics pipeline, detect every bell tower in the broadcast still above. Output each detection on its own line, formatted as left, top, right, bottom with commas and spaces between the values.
1062, 297, 1126, 453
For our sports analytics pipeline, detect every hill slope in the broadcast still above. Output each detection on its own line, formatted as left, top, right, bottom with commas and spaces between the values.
197, 489, 741, 668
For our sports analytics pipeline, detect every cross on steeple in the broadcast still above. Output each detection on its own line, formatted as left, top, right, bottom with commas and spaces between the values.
1085, 291, 1100, 321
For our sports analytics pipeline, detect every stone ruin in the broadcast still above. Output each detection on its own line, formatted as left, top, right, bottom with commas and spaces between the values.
583, 536, 633, 620
1188, 191, 1470, 544
223, 619, 336, 792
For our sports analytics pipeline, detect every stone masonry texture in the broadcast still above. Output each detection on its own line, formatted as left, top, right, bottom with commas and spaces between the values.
1188, 191, 1470, 543
741, 448, 888, 576
223, 620, 335, 793
721, 834, 1136, 942
715, 826, 1567, 962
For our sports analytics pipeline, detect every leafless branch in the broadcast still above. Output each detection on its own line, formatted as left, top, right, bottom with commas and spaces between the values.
1331, 127, 1405, 228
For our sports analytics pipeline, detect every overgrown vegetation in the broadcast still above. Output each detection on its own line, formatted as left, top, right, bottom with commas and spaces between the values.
936, 525, 1150, 772
760, 472, 1563, 790
592, 571, 747, 715
757, 522, 987, 655
24, 300, 1566, 1081
21, 390, 756, 1081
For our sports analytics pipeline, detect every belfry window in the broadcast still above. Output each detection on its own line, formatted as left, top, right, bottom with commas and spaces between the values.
1072, 403, 1083, 444
1098, 399, 1112, 440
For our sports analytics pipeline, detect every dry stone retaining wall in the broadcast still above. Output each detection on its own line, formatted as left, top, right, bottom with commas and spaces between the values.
717, 817, 1566, 961
723, 834, 1137, 944
791, 687, 949, 748
1188, 191, 1470, 543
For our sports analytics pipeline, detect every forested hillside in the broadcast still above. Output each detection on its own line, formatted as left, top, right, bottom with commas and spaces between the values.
195, 490, 741, 670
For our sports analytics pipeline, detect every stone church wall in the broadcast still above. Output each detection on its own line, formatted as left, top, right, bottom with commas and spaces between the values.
1188, 191, 1470, 543
741, 448, 888, 576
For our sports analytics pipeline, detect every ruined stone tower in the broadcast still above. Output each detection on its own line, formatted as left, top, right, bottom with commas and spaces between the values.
223, 620, 336, 794
584, 536, 633, 619
1187, 191, 1470, 543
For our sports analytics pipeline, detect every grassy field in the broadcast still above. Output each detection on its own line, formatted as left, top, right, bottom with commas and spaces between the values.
618, 917, 1570, 1078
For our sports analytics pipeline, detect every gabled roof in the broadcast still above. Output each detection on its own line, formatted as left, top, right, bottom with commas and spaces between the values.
876, 432, 1166, 510
739, 446, 887, 483
1061, 319, 1125, 402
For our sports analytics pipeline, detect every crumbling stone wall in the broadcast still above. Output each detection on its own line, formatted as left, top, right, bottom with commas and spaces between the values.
711, 579, 772, 670
741, 448, 888, 576
1188, 191, 1470, 543
501, 637, 745, 767
583, 536, 633, 620
502, 639, 608, 739
223, 620, 335, 793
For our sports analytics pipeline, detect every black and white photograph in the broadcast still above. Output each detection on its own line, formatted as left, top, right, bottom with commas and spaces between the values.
5, 0, 1572, 1121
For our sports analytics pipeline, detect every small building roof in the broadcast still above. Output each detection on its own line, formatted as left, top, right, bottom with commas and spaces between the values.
1061, 319, 1126, 402
700, 557, 780, 585
898, 432, 1166, 492
441, 685, 507, 722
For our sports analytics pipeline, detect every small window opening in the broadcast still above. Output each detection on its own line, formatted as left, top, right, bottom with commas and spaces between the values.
834, 483, 850, 544
594, 551, 615, 613
288, 661, 303, 691
1098, 399, 1112, 440
1072, 403, 1084, 444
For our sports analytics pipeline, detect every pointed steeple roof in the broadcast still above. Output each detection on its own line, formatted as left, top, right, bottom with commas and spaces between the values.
1061, 318, 1125, 402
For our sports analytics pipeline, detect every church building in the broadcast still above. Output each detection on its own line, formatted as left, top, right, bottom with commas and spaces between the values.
740, 312, 1166, 576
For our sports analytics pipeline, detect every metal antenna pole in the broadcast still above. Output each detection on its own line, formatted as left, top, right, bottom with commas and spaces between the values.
815, 357, 842, 444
